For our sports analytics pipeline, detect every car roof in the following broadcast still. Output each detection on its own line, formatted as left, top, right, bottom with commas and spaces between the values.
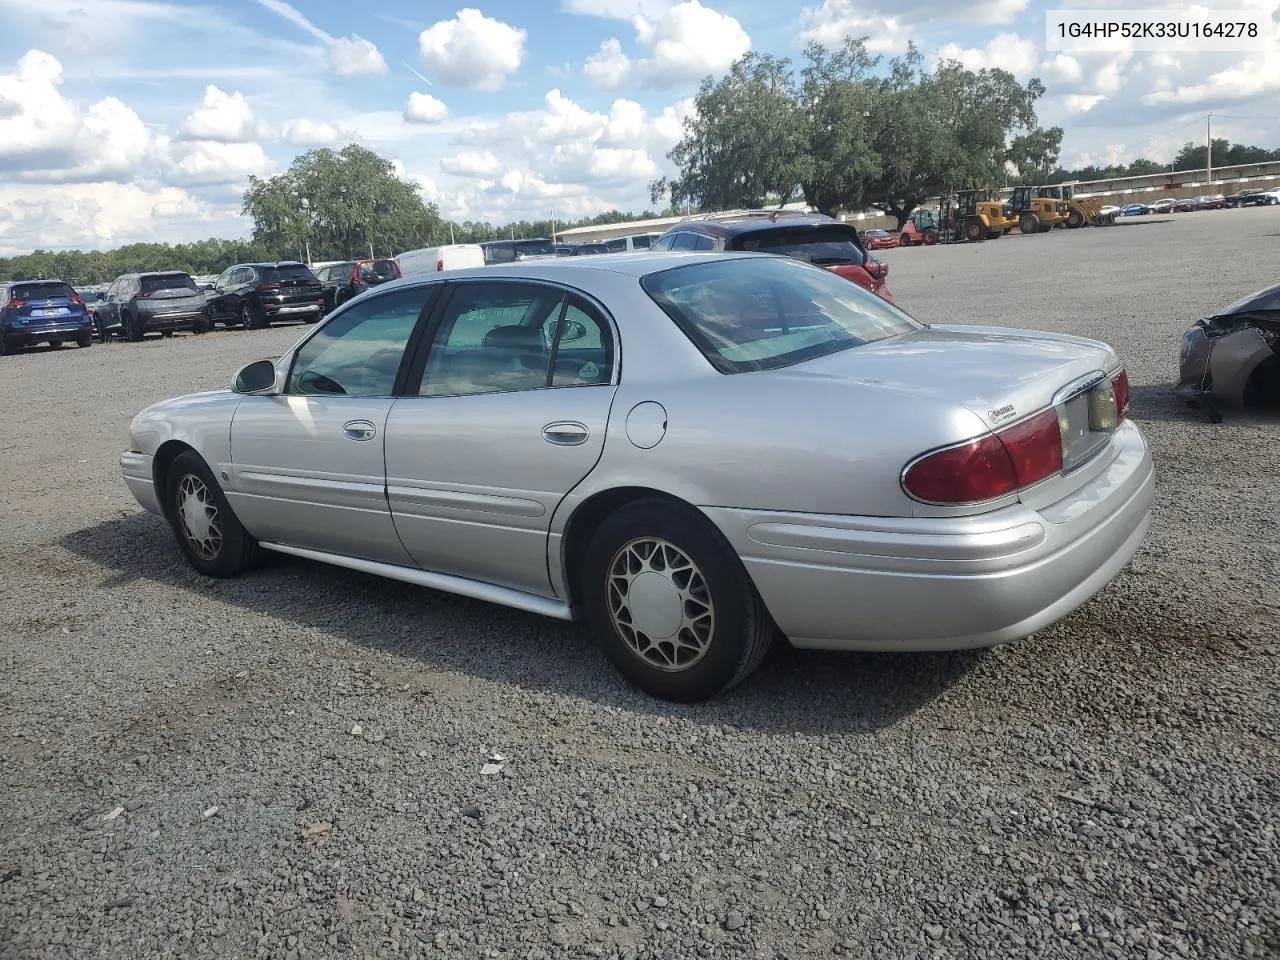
671, 213, 849, 237
376, 251, 763, 289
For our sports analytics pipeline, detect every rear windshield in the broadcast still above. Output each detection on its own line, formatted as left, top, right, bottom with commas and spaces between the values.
358, 260, 399, 281
642, 256, 920, 373
730, 226, 867, 267
11, 281, 76, 300
141, 273, 198, 294
260, 264, 317, 282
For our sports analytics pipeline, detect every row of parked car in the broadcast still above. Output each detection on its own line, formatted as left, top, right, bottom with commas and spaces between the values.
1, 213, 894, 354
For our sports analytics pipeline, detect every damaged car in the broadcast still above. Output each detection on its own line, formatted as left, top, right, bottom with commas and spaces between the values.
1176, 282, 1280, 416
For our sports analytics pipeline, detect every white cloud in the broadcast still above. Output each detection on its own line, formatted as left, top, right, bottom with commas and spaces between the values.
162, 141, 275, 186
279, 118, 350, 146
1061, 94, 1106, 113
178, 86, 269, 142
1144, 56, 1280, 105
441, 150, 503, 176
255, 0, 387, 75
404, 91, 449, 124
582, 0, 750, 90
329, 35, 388, 76
418, 9, 527, 90
934, 33, 1037, 78
797, 0, 1029, 39
1041, 54, 1082, 86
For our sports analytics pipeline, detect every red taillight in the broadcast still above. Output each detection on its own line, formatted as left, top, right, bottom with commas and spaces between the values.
436, 259, 444, 271
256, 282, 280, 292
1110, 368, 1129, 419
70, 294, 85, 305
903, 409, 1063, 505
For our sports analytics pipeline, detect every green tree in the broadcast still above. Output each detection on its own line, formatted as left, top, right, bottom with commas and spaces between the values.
798, 39, 881, 217
650, 53, 806, 211
243, 145, 446, 260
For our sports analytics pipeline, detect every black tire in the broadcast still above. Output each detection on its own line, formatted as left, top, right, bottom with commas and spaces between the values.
161, 330, 174, 338
1038, 222, 1053, 233
922, 229, 938, 246
581, 498, 776, 702
964, 218, 986, 242
97, 317, 111, 342
1019, 212, 1040, 234
164, 450, 260, 577
0, 332, 11, 355
986, 229, 1002, 239
76, 335, 92, 348
1066, 209, 1085, 229
241, 301, 267, 330
124, 312, 145, 342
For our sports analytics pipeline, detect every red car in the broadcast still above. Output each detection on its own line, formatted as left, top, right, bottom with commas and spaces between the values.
651, 211, 894, 303
860, 228, 898, 250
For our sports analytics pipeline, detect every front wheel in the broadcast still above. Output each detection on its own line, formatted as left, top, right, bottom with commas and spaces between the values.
582, 499, 775, 702
1019, 212, 1040, 234
124, 313, 145, 342
964, 218, 986, 242
165, 451, 260, 577
1066, 209, 1085, 228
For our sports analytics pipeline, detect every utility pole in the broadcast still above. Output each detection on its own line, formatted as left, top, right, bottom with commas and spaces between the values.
1206, 112, 1213, 186
448, 221, 455, 244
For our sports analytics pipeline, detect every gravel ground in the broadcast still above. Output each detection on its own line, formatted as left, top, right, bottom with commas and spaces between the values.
2, 208, 1278, 960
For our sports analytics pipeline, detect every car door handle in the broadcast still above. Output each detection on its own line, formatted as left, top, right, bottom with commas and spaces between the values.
542, 421, 589, 446
343, 420, 377, 441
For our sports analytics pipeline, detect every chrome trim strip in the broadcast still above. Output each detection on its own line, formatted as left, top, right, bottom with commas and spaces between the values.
257, 542, 574, 619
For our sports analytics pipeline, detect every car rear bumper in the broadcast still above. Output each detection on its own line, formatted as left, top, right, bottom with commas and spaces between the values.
5, 318, 93, 342
121, 451, 162, 515
265, 303, 323, 317
140, 310, 203, 330
702, 420, 1153, 652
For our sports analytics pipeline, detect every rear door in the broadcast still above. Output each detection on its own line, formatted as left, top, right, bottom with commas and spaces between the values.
384, 280, 618, 596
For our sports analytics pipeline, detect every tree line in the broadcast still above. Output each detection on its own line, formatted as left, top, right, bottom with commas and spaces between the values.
654, 38, 1280, 227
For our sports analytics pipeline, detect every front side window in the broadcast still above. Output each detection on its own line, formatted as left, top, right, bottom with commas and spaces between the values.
642, 256, 921, 374
731, 226, 867, 267
651, 235, 676, 251
287, 288, 431, 397
670, 233, 698, 251
417, 282, 568, 397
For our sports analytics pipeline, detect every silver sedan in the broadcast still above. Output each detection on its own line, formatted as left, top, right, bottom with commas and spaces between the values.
122, 252, 1154, 702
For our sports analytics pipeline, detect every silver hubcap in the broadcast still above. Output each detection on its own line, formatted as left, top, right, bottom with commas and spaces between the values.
607, 538, 714, 672
177, 474, 222, 560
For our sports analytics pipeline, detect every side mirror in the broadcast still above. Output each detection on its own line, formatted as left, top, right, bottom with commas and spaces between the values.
233, 359, 279, 394
559, 319, 588, 343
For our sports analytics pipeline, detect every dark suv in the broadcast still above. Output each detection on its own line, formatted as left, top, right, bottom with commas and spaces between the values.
315, 259, 401, 313
95, 272, 210, 342
651, 211, 893, 302
207, 261, 324, 329
0, 279, 95, 353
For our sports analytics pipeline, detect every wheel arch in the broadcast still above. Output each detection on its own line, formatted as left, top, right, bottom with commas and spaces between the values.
559, 486, 708, 614
152, 439, 200, 520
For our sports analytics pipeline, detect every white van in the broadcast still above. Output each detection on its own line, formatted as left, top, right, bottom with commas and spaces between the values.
396, 244, 486, 277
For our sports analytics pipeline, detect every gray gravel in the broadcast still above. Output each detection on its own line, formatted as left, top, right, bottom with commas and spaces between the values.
2, 208, 1279, 960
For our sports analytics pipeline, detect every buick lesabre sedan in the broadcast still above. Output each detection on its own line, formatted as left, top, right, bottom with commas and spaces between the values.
122, 252, 1154, 702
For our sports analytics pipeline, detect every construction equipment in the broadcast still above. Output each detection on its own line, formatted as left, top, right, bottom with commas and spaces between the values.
1037, 183, 1117, 227
1007, 186, 1067, 233
949, 189, 1017, 241
897, 209, 940, 246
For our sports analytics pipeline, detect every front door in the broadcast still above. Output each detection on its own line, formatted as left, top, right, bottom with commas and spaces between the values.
385, 281, 618, 597
226, 285, 438, 563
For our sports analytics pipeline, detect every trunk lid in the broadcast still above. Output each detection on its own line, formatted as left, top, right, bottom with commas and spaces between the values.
790, 324, 1125, 497
7, 282, 83, 320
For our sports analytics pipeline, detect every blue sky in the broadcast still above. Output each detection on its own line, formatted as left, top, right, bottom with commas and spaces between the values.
0, 0, 1277, 254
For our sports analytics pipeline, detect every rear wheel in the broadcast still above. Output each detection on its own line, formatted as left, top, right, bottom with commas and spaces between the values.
0, 333, 9, 355
922, 229, 938, 246
1039, 221, 1054, 233
964, 217, 986, 242
1067, 209, 1085, 228
1019, 212, 1040, 234
76, 335, 92, 348
164, 451, 260, 577
241, 301, 267, 330
161, 330, 174, 339
582, 499, 776, 703
986, 229, 1002, 239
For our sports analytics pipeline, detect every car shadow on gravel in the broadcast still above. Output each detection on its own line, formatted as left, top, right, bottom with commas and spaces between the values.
1129, 382, 1280, 424
61, 512, 983, 734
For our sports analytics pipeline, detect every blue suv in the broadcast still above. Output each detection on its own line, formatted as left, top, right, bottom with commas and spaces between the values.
0, 279, 94, 354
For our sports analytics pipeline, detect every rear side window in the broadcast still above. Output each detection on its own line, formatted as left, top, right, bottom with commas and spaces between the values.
140, 273, 198, 294
260, 264, 317, 282
642, 256, 920, 374
732, 226, 867, 267
11, 281, 76, 300
631, 235, 653, 249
